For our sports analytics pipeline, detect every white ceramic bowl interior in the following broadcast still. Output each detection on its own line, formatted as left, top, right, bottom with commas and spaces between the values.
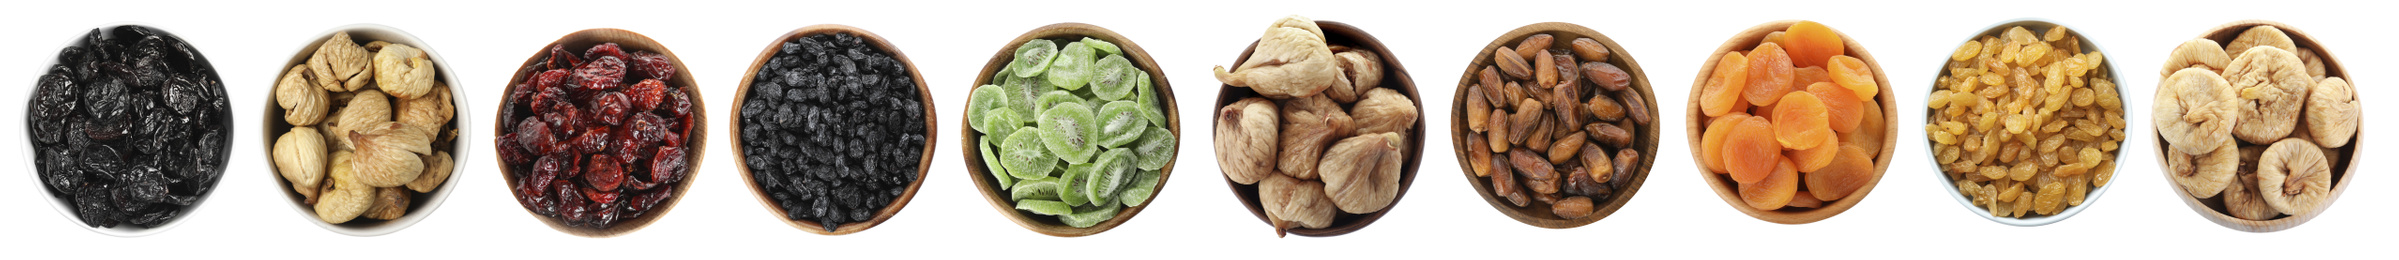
1927, 19, 2122, 227
258, 24, 470, 236
23, 22, 222, 237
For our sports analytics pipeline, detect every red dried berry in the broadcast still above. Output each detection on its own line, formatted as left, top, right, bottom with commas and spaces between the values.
651, 146, 687, 183
592, 92, 631, 125
625, 79, 668, 111
628, 51, 675, 80
532, 69, 570, 91
516, 119, 556, 154
585, 155, 626, 191
569, 126, 612, 154
585, 43, 628, 63
667, 88, 693, 117
572, 56, 626, 91
546, 44, 583, 70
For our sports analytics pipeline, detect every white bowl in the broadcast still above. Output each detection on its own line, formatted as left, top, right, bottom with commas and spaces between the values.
22, 22, 225, 237
257, 24, 470, 236
1926, 18, 2122, 227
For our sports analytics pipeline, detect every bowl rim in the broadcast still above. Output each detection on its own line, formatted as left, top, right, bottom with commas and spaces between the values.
257, 23, 473, 236
1684, 20, 1898, 225
23, 22, 226, 237
490, 28, 707, 238
1921, 18, 2123, 227
2153, 20, 2358, 232
1215, 19, 1425, 237
728, 24, 938, 235
960, 22, 1181, 237
1447, 21, 1659, 229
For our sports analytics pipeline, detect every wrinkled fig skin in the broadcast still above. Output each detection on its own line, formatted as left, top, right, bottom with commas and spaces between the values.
1213, 16, 1342, 99
2257, 138, 2333, 216
1260, 174, 1334, 236
1319, 133, 1404, 214
2223, 46, 2313, 144
2161, 39, 2230, 77
2155, 68, 2239, 155
1277, 96, 1350, 179
1350, 88, 1420, 135
1216, 98, 1279, 185
2305, 77, 2358, 148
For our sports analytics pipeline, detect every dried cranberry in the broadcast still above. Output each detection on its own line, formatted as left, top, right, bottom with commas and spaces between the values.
585, 155, 626, 191
585, 43, 628, 62
568, 126, 611, 154
625, 79, 668, 111
571, 56, 626, 91
592, 92, 630, 125
545, 44, 583, 70
533, 83, 569, 113
528, 155, 565, 195
516, 118, 555, 154
667, 88, 693, 117
628, 51, 675, 80
652, 146, 687, 183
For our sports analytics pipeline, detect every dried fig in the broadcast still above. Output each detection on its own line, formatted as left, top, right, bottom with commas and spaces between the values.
315, 152, 372, 224
2297, 47, 2326, 80
2257, 138, 2332, 215
1319, 133, 1404, 214
1327, 49, 1384, 103
276, 66, 329, 126
1214, 16, 1342, 99
1350, 88, 1420, 135
308, 32, 372, 92
274, 128, 328, 201
2224, 26, 2298, 56
1278, 96, 1351, 179
2168, 143, 2238, 198
2160, 39, 2230, 77
2223, 46, 2313, 143
1260, 174, 1335, 235
349, 122, 432, 188
332, 90, 394, 150
2305, 77, 2357, 148
2223, 170, 2278, 220
395, 82, 454, 135
2154, 68, 2239, 155
406, 151, 453, 193
361, 187, 412, 220
1216, 98, 1279, 185
374, 44, 438, 99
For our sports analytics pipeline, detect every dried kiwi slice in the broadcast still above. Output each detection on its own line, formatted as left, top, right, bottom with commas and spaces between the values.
1090, 55, 1137, 101
1048, 41, 1095, 90
1131, 125, 1175, 171
1000, 127, 1056, 180
1003, 74, 1047, 116
1040, 102, 1098, 164
1085, 149, 1135, 205
979, 109, 1023, 142
1035, 90, 1085, 117
1011, 177, 1061, 201
1015, 199, 1071, 216
1059, 203, 1121, 228
1081, 37, 1122, 55
968, 85, 1013, 132
1133, 72, 1166, 127
1009, 39, 1059, 78
1120, 170, 1162, 206
1059, 162, 1092, 206
1094, 101, 1149, 148
981, 138, 1013, 189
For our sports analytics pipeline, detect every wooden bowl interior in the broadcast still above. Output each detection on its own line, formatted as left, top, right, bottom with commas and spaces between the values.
730, 24, 937, 235
258, 25, 469, 235
961, 22, 1180, 237
493, 28, 707, 238
1217, 20, 1424, 237
1448, 22, 1658, 229
2156, 20, 2357, 232
1926, 20, 2126, 226
1684, 20, 1898, 224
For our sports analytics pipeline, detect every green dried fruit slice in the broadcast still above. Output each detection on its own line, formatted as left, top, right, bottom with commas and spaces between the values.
1131, 125, 1175, 171
1010, 177, 1060, 201
1089, 55, 1137, 101
1133, 72, 1166, 127
1059, 203, 1121, 228
1080, 37, 1122, 55
999, 127, 1056, 180
968, 85, 1013, 133
1003, 74, 1047, 117
1058, 162, 1092, 206
979, 109, 1023, 142
1035, 90, 1085, 117
1015, 199, 1071, 216
1008, 39, 1059, 78
981, 138, 1012, 189
1120, 170, 1162, 207
1086, 149, 1135, 205
1047, 41, 1095, 90
1039, 103, 1098, 164
1094, 101, 1149, 148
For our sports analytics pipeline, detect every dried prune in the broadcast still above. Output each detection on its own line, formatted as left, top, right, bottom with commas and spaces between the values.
739, 32, 927, 232
29, 25, 229, 229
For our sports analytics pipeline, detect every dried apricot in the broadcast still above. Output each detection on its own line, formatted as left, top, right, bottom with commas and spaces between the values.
1701, 52, 1750, 117
1825, 55, 1878, 98
1806, 146, 1875, 201
1782, 21, 1845, 68
1786, 191, 1824, 208
1846, 97, 1886, 157
1740, 157, 1799, 211
1806, 82, 1864, 133
1772, 92, 1832, 150
1791, 66, 1831, 88
1700, 113, 1753, 174
1724, 117, 1780, 184
1744, 43, 1796, 107
1786, 132, 1839, 172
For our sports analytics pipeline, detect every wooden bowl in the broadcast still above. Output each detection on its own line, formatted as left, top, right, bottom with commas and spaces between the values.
493, 28, 706, 237
2156, 20, 2358, 232
259, 24, 470, 236
1685, 20, 1897, 224
1925, 19, 2125, 227
1449, 22, 1658, 229
732, 24, 936, 235
963, 22, 1179, 237
1218, 20, 1424, 237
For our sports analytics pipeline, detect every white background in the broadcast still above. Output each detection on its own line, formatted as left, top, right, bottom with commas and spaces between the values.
0, 0, 2388, 258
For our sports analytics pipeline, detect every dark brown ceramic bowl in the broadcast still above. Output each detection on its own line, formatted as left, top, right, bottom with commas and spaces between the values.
493, 28, 705, 237
1450, 22, 1658, 229
1686, 20, 1897, 225
962, 22, 1179, 237
732, 24, 936, 235
1218, 20, 1423, 237
2158, 20, 2358, 232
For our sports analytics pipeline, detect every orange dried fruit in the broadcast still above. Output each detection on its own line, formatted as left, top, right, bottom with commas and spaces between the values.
1782, 21, 1845, 68
1786, 132, 1839, 172
1806, 145, 1876, 201
1787, 191, 1824, 208
1845, 97, 1886, 157
1700, 113, 1752, 174
1806, 82, 1864, 133
1772, 92, 1832, 150
1701, 51, 1750, 117
1743, 43, 1796, 107
1825, 55, 1878, 98
1740, 156, 1799, 211
1724, 116, 1779, 184
1791, 66, 1830, 87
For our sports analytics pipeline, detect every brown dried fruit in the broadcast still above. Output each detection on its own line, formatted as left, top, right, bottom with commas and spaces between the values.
2223, 171, 2278, 220
1469, 133, 1493, 177
361, 187, 412, 220
1552, 196, 1595, 219
332, 90, 394, 150
1278, 96, 1352, 179
1611, 148, 1640, 189
1571, 38, 1611, 63
1215, 98, 1280, 185
276, 66, 329, 126
1507, 99, 1543, 144
1467, 85, 1491, 132
1551, 82, 1583, 131
1582, 62, 1632, 92
1491, 156, 1529, 207
2224, 26, 2299, 56
374, 44, 438, 99
1487, 108, 1511, 152
1319, 133, 1404, 214
2258, 138, 2332, 215
1508, 149, 1557, 182
1526, 116, 1555, 151
1586, 123, 1633, 149
349, 122, 432, 188
1260, 174, 1335, 234
2296, 47, 2326, 80
2305, 77, 2358, 148
274, 128, 329, 201
1495, 46, 1533, 80
1534, 49, 1559, 87
2161, 39, 2230, 77
1548, 131, 1586, 165
2223, 46, 2313, 143
1328, 49, 1385, 103
1516, 34, 1554, 60
1553, 54, 1581, 89
1350, 88, 1420, 135
2155, 68, 2239, 155
1617, 89, 1651, 125
1586, 91, 1625, 121
1481, 67, 1509, 107
395, 82, 455, 135
406, 151, 453, 193
2168, 143, 2239, 198
308, 32, 373, 92
315, 152, 372, 224
1214, 16, 1342, 99
1579, 143, 1613, 183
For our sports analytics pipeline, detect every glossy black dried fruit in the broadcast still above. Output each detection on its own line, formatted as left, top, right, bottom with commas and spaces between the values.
27, 25, 228, 229
740, 32, 925, 232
